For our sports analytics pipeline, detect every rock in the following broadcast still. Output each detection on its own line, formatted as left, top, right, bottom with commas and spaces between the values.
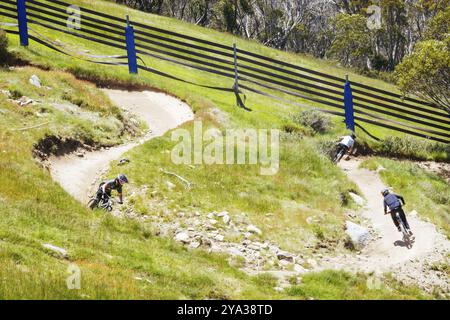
217, 211, 228, 217
118, 158, 130, 166
214, 234, 224, 242
76, 152, 84, 158
228, 248, 245, 257
277, 251, 294, 263
174, 232, 190, 244
201, 238, 212, 247
166, 181, 176, 190
247, 225, 262, 236
349, 192, 365, 206
247, 243, 261, 251
307, 258, 318, 268
207, 212, 215, 219
17, 96, 34, 107
29, 74, 42, 87
189, 241, 201, 249
243, 232, 253, 239
409, 210, 418, 217
42, 243, 68, 259
376, 165, 386, 173
294, 264, 308, 274
345, 221, 371, 249
209, 219, 218, 225
222, 214, 231, 225
279, 259, 291, 267
205, 224, 216, 231
0, 90, 10, 97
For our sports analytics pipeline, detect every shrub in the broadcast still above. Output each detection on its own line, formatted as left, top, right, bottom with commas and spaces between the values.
293, 110, 332, 134
378, 136, 450, 161
0, 28, 8, 64
317, 139, 337, 158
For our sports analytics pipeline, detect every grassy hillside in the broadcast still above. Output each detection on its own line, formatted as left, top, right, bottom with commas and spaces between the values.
0, 0, 447, 299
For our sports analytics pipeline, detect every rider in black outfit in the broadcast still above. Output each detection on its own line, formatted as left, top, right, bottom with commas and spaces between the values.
381, 188, 413, 235
96, 174, 129, 205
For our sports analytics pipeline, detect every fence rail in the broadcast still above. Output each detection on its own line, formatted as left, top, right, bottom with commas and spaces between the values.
1, 0, 449, 144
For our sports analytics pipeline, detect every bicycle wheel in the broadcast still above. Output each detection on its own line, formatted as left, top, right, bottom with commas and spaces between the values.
87, 198, 99, 210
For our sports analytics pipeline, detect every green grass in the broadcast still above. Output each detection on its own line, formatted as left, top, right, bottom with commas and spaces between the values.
0, 0, 447, 299
361, 158, 450, 238
286, 270, 431, 300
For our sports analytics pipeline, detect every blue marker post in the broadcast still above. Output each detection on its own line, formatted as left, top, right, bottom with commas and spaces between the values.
344, 75, 355, 132
17, 0, 29, 46
125, 15, 138, 74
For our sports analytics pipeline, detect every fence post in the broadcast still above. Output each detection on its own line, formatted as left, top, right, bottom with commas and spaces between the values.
17, 0, 29, 46
125, 15, 138, 74
344, 75, 355, 132
233, 43, 248, 110
233, 43, 239, 94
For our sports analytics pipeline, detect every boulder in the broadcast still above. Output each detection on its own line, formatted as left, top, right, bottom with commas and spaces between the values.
345, 221, 371, 249
228, 247, 245, 257
247, 225, 262, 236
189, 241, 201, 249
174, 232, 190, 244
166, 181, 176, 190
207, 212, 215, 219
222, 214, 231, 225
42, 243, 68, 259
217, 211, 229, 217
294, 264, 308, 274
349, 192, 365, 206
277, 251, 294, 263
29, 75, 42, 87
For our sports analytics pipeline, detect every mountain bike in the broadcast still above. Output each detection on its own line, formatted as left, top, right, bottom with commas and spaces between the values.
387, 210, 413, 248
332, 144, 348, 164
87, 194, 114, 212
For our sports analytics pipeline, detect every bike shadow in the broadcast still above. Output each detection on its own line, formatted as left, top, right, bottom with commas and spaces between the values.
394, 237, 415, 249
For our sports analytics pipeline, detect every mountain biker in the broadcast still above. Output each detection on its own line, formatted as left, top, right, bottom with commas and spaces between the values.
335, 133, 356, 161
381, 188, 413, 235
96, 174, 129, 205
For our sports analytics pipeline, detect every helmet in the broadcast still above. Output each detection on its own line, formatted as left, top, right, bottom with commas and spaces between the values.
118, 174, 129, 184
381, 188, 390, 196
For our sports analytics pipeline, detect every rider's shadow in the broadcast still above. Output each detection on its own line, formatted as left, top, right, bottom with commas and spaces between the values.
394, 237, 415, 249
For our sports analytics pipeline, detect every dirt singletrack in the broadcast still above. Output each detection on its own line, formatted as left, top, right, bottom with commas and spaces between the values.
319, 158, 450, 292
49, 89, 194, 203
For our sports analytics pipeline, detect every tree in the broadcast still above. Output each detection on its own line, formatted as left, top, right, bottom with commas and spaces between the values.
328, 14, 372, 69
396, 39, 450, 113
424, 4, 450, 41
